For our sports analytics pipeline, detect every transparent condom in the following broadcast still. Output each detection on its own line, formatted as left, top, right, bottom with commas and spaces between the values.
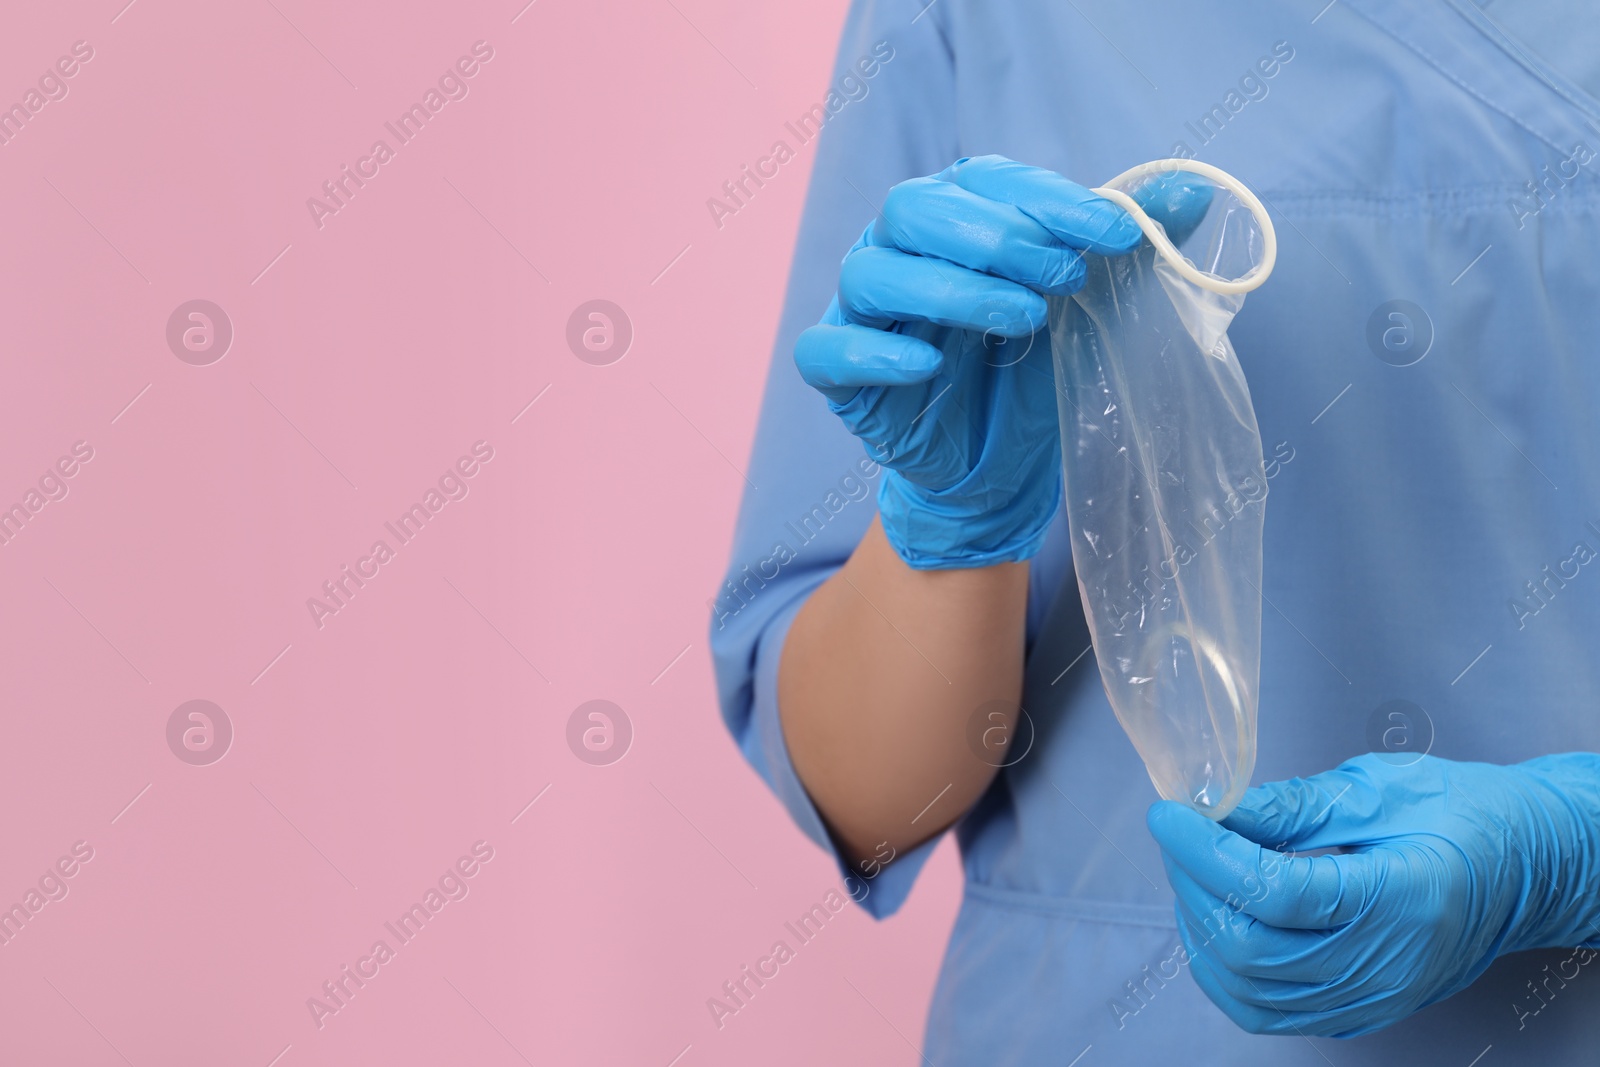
1048, 160, 1277, 819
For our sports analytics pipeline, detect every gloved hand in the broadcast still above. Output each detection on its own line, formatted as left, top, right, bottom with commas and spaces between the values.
1146, 752, 1600, 1038
794, 155, 1210, 569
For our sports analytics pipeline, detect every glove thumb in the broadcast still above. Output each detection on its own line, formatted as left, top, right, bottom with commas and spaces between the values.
1220, 764, 1376, 850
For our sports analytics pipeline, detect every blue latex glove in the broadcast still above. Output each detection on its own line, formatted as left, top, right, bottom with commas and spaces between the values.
1147, 752, 1600, 1038
793, 155, 1210, 569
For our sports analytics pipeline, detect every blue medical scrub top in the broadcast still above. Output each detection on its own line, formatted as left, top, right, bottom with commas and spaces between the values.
711, 1, 1600, 1062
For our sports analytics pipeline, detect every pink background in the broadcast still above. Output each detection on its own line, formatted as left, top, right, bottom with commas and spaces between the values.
0, 1, 960, 1064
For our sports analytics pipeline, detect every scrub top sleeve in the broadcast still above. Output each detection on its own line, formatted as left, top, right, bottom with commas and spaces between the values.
709, 0, 958, 920
744, 581, 946, 920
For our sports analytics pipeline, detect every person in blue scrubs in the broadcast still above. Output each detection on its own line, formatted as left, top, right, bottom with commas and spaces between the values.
711, 1, 1600, 1061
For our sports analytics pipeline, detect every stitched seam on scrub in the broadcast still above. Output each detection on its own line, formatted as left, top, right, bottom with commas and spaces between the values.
1343, 2, 1574, 155
1252, 186, 1600, 218
963, 882, 1178, 929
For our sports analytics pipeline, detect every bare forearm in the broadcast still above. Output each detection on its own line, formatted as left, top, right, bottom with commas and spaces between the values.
778, 517, 1030, 868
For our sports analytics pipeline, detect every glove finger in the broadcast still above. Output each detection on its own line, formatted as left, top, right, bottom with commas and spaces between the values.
1221, 757, 1387, 849
793, 323, 944, 405
1187, 947, 1340, 1015
1177, 917, 1296, 1036
872, 176, 1090, 294
838, 246, 1047, 338
1150, 801, 1373, 929
1183, 917, 1394, 1038
936, 154, 1142, 255
1128, 170, 1216, 247
1163, 858, 1331, 981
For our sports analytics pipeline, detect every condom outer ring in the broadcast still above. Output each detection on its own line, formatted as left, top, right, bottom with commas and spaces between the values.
1092, 159, 1277, 296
